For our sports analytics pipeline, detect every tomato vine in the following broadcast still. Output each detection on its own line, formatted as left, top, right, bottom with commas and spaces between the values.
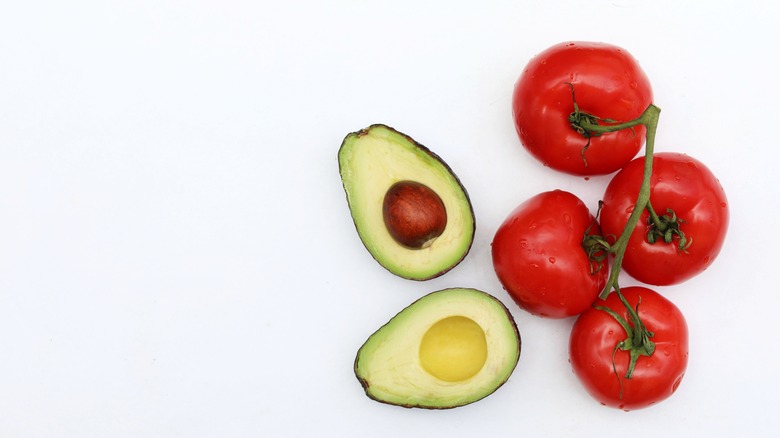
572, 103, 661, 295
570, 99, 663, 386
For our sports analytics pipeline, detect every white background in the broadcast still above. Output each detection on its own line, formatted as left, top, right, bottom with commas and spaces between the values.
1, 1, 777, 436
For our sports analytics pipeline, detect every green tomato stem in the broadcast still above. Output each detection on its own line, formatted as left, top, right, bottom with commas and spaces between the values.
645, 200, 664, 232
571, 102, 662, 389
576, 104, 661, 300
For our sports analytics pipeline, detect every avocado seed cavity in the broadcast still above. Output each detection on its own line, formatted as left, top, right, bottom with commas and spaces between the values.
419, 316, 488, 382
383, 181, 447, 249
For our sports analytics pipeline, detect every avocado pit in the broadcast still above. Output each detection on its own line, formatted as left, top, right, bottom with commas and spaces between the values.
383, 180, 447, 249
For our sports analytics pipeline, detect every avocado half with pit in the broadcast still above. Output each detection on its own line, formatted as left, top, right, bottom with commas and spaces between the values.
355, 288, 521, 409
338, 124, 475, 280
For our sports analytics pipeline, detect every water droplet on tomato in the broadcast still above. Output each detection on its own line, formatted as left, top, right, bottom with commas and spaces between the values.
624, 205, 635, 214
608, 330, 614, 336
563, 213, 572, 224
629, 81, 638, 89
663, 349, 671, 357
720, 202, 727, 208
530, 263, 539, 269
520, 239, 528, 248
672, 375, 684, 392
703, 255, 711, 265
549, 257, 556, 264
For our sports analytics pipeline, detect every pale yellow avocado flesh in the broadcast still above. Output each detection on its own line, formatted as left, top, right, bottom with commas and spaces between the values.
338, 125, 475, 280
354, 288, 521, 409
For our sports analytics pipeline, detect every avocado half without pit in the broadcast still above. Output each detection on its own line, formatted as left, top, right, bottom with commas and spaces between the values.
354, 288, 521, 409
338, 124, 475, 280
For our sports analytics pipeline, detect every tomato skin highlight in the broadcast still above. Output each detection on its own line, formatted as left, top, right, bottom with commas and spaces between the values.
600, 152, 729, 286
491, 190, 606, 318
512, 41, 653, 176
569, 287, 689, 411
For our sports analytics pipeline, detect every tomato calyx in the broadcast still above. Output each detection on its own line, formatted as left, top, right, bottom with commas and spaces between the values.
646, 202, 692, 252
582, 232, 610, 275
566, 83, 626, 168
582, 204, 611, 275
593, 288, 656, 398
566, 82, 609, 138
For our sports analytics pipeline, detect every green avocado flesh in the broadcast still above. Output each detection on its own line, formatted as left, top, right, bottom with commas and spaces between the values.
338, 124, 475, 280
354, 288, 521, 409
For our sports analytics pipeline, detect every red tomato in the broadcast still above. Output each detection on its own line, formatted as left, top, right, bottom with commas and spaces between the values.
512, 41, 653, 176
491, 190, 606, 318
569, 286, 688, 411
600, 152, 729, 286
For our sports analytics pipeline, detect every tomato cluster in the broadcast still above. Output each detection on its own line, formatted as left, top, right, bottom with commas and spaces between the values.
493, 41, 729, 410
